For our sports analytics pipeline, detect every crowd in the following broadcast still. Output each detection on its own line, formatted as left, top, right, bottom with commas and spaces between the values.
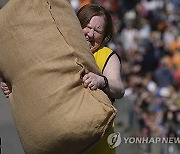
0, 0, 179, 153
71, 0, 180, 153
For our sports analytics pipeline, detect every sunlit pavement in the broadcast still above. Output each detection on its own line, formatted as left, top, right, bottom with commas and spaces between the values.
0, 91, 24, 154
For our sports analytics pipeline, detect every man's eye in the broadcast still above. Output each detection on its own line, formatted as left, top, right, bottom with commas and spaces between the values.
94, 28, 103, 34
87, 25, 92, 29
95, 30, 103, 34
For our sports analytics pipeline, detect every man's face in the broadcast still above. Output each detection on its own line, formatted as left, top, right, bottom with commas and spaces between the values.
83, 16, 105, 53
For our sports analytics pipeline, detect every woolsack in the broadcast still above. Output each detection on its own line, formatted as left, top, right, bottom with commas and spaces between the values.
0, 0, 117, 153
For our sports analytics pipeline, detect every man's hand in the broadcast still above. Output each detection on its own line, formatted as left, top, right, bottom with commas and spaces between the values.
82, 72, 104, 90
0, 81, 12, 98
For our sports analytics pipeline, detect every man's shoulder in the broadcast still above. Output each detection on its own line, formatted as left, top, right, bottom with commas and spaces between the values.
99, 46, 113, 54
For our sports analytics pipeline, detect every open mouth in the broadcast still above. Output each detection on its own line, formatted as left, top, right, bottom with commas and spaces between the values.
86, 40, 95, 48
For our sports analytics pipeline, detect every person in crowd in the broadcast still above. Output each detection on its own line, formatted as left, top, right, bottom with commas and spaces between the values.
78, 4, 125, 99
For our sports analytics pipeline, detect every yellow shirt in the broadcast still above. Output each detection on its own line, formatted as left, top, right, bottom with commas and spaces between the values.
87, 47, 116, 154
93, 47, 114, 73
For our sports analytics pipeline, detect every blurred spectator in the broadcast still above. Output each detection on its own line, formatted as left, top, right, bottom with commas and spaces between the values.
80, 0, 91, 8
70, 0, 81, 12
154, 56, 174, 87
120, 22, 139, 53
140, 40, 158, 73
168, 36, 180, 52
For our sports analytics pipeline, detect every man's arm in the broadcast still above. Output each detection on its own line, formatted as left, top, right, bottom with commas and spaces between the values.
82, 54, 125, 99
0, 81, 12, 98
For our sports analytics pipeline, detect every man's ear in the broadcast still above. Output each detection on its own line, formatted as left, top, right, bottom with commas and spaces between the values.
0, 0, 9, 9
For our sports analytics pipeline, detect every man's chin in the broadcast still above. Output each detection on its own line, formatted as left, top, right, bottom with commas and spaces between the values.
90, 46, 97, 53
90, 45, 100, 53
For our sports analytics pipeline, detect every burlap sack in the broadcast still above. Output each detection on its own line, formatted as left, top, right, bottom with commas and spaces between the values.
0, 0, 117, 153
